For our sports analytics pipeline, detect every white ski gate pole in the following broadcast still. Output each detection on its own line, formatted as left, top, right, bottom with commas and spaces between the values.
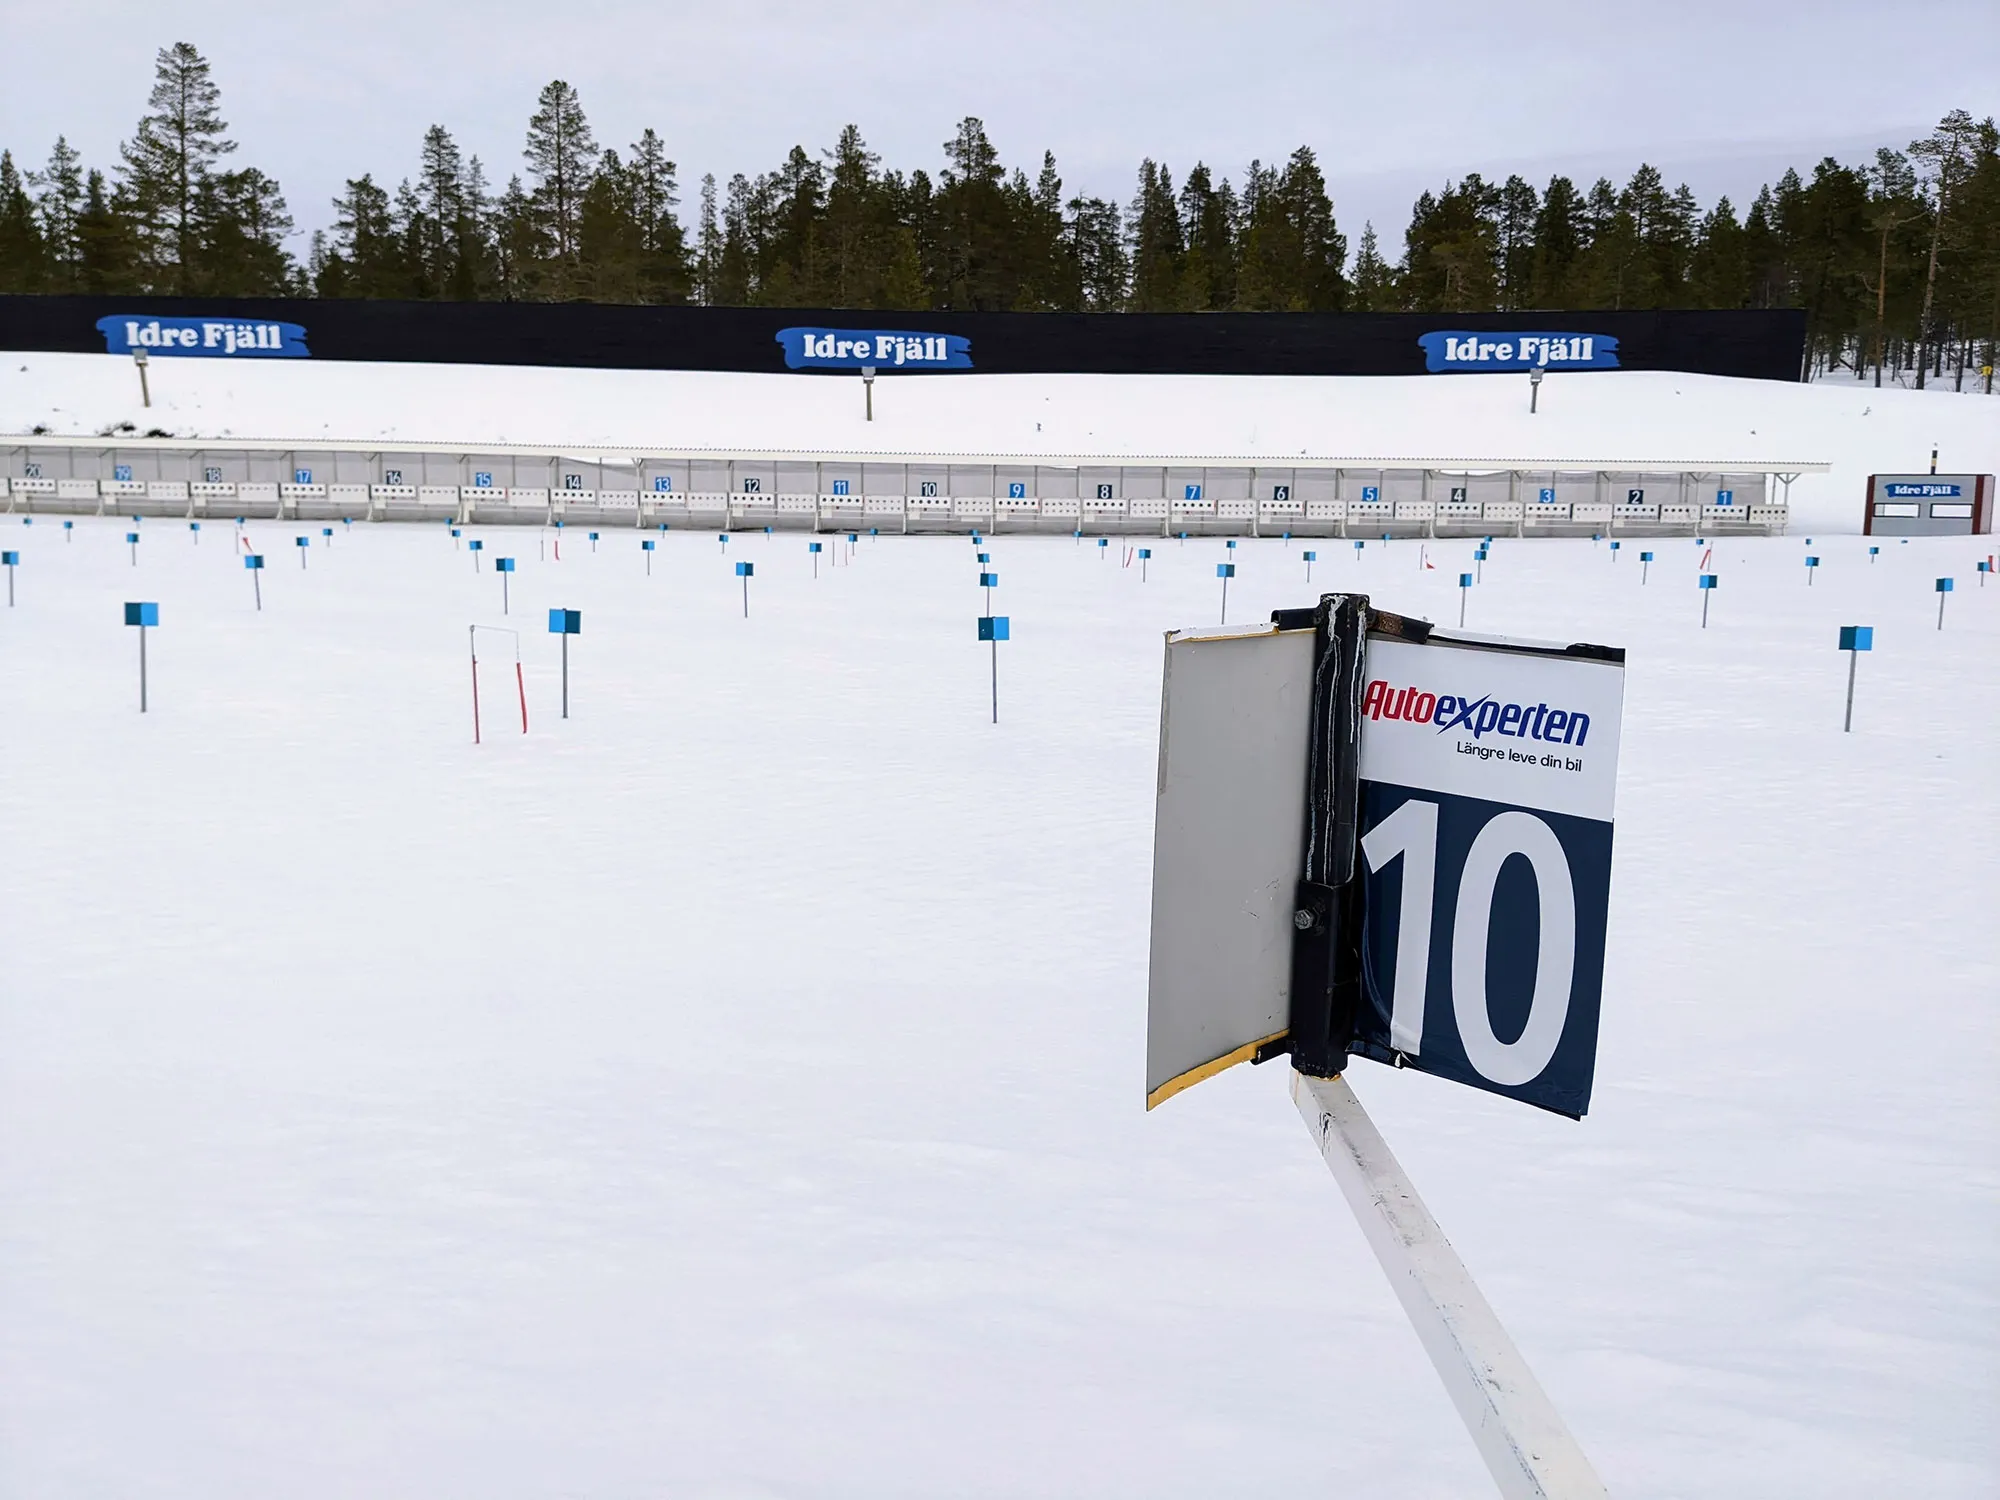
1291, 1070, 1608, 1500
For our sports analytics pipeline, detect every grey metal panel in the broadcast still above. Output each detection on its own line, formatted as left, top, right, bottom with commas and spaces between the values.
947, 464, 992, 497
1080, 465, 1120, 498
1146, 624, 1315, 1106
1036, 466, 1078, 499
734, 460, 776, 496
1340, 468, 1382, 499
995, 463, 1036, 496
821, 460, 863, 494
1382, 468, 1426, 504
868, 462, 914, 494
1294, 470, 1338, 502
1122, 466, 1165, 499
775, 459, 818, 492
377, 452, 423, 485
689, 459, 731, 492
1554, 470, 1597, 507
1719, 473, 1769, 505
1206, 467, 1252, 501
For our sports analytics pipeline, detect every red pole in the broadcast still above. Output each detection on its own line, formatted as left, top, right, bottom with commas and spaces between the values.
516, 660, 529, 732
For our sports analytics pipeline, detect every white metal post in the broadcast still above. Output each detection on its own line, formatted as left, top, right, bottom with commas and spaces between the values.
1291, 1071, 1608, 1500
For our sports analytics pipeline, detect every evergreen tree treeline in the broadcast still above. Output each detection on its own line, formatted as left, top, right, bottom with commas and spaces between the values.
2, 44, 1997, 387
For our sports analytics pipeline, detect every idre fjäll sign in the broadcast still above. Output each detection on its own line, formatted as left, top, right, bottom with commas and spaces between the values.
97, 315, 310, 358
775, 327, 972, 370
1417, 331, 1619, 373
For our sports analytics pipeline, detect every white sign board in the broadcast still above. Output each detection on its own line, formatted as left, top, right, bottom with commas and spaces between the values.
1145, 624, 1315, 1107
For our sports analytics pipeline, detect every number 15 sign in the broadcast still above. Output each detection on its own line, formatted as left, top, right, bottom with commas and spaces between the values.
1145, 595, 1622, 1118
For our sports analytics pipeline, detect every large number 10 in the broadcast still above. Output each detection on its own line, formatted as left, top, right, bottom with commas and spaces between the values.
1360, 800, 1577, 1086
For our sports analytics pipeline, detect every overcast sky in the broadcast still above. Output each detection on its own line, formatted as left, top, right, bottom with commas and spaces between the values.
5, 0, 1995, 259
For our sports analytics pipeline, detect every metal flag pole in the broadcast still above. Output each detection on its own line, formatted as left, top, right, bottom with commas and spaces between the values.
1293, 1072, 1608, 1500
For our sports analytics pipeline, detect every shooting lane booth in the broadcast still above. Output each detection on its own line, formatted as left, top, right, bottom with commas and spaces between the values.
1863, 473, 1994, 537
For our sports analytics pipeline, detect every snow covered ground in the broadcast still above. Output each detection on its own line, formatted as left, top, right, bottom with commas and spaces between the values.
6, 352, 1998, 534
0, 511, 1993, 1498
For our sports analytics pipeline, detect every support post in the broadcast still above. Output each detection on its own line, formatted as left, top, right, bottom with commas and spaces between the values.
1291, 1071, 1608, 1500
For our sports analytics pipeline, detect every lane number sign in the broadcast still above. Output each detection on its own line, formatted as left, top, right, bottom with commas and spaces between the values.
1351, 637, 1622, 1116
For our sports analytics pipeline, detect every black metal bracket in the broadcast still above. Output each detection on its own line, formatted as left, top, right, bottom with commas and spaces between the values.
1267, 592, 1370, 1077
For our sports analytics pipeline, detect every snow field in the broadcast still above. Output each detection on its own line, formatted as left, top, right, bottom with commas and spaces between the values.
0, 514, 1995, 1498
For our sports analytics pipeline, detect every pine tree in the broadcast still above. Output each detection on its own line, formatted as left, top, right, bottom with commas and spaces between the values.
76, 169, 141, 292
936, 117, 1010, 308
1238, 148, 1345, 310
1496, 175, 1537, 309
695, 173, 721, 305
1530, 175, 1583, 305
1349, 221, 1396, 310
1686, 196, 1748, 310
578, 148, 641, 302
0, 151, 47, 291
524, 79, 597, 294
196, 166, 293, 293
1177, 163, 1235, 311
452, 155, 493, 299
1908, 108, 1982, 387
411, 125, 466, 294
29, 137, 86, 288
493, 173, 540, 300
1066, 194, 1126, 311
320, 174, 400, 297
1126, 159, 1184, 311
118, 42, 237, 291
628, 128, 689, 302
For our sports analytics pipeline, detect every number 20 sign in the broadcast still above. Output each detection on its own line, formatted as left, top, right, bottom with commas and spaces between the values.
1351, 636, 1622, 1116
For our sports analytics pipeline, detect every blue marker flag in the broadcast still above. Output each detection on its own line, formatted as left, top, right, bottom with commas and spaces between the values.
979, 571, 998, 586
495, 557, 515, 572
1459, 572, 1473, 587
736, 561, 753, 577
1216, 563, 1235, 578
1936, 577, 1953, 592
809, 541, 823, 553
1302, 550, 1316, 561
1139, 548, 1153, 559
1640, 551, 1655, 562
549, 608, 582, 634
978, 615, 1010, 641
244, 555, 264, 569
642, 539, 655, 551
1, 550, 16, 565
124, 601, 158, 626
1838, 626, 1873, 652
1699, 574, 1718, 589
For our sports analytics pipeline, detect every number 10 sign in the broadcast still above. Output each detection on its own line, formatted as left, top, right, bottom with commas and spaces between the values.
1350, 634, 1620, 1115
1146, 595, 1623, 1118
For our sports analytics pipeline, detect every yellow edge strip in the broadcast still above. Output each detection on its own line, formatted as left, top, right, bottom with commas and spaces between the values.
1146, 1030, 1290, 1111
